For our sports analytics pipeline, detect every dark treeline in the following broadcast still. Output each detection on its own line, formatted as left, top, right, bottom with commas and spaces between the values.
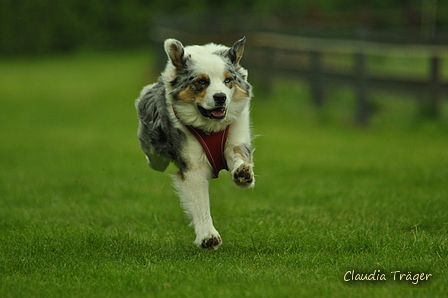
0, 0, 446, 55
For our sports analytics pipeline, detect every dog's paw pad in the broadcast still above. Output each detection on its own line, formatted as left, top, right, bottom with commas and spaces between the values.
200, 236, 222, 250
232, 164, 254, 188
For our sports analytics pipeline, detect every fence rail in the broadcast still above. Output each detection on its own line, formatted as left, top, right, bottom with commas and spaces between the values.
150, 27, 448, 125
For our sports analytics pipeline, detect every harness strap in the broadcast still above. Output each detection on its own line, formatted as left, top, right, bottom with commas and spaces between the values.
172, 106, 230, 178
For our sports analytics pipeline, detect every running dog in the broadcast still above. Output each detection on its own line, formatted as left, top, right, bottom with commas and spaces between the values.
135, 37, 254, 250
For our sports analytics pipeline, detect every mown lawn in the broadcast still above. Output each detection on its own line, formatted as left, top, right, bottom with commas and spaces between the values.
0, 50, 447, 297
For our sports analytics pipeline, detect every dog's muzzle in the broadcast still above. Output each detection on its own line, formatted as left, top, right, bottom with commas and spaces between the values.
197, 93, 227, 120
213, 93, 226, 106
197, 105, 227, 120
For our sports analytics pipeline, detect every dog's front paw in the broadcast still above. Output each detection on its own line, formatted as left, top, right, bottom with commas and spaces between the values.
195, 234, 222, 250
232, 163, 255, 188
201, 236, 222, 250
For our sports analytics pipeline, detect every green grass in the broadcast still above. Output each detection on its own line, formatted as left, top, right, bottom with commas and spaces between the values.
1, 50, 448, 297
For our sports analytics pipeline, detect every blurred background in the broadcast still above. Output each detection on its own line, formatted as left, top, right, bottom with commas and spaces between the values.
1, 0, 447, 53
1, 0, 447, 126
1, 2, 448, 295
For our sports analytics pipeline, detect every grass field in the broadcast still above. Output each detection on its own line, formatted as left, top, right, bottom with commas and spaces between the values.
1, 50, 447, 297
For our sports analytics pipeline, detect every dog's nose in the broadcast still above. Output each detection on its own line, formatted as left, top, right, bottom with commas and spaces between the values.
213, 93, 227, 106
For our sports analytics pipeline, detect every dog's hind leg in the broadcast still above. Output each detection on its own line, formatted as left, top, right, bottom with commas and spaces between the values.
171, 170, 222, 250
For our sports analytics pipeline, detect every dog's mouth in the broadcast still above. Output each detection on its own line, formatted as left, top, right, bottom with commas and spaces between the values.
197, 105, 227, 120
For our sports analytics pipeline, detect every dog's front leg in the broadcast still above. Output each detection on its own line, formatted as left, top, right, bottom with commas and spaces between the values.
171, 170, 222, 250
229, 145, 255, 188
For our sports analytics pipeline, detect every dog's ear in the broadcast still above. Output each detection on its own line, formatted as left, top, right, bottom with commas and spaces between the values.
227, 36, 246, 65
164, 39, 186, 71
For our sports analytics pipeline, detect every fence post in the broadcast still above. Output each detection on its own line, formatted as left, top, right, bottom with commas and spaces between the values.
309, 51, 325, 107
428, 55, 441, 117
354, 52, 369, 126
151, 39, 167, 78
257, 46, 274, 94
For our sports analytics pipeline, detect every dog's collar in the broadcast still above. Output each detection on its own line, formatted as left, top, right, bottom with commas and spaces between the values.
172, 106, 230, 178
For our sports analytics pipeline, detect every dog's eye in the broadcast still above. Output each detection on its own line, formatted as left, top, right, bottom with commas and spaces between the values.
224, 77, 233, 84
196, 79, 207, 85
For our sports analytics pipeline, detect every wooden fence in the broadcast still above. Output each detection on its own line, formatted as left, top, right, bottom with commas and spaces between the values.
150, 27, 448, 125
248, 32, 448, 125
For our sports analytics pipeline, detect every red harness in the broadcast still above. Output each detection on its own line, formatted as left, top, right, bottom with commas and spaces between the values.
172, 107, 230, 178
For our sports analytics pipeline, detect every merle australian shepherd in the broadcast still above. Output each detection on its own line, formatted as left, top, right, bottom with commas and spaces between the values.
135, 37, 254, 250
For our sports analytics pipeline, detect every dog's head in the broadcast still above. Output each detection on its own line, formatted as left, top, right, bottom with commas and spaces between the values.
162, 37, 252, 132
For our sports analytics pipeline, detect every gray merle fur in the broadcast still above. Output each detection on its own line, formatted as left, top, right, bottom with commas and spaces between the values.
169, 68, 194, 100
136, 79, 188, 172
